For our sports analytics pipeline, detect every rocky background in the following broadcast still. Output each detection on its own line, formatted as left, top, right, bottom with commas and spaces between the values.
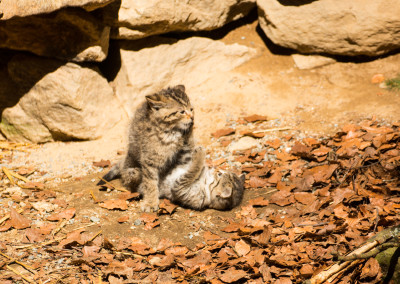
1, 0, 399, 143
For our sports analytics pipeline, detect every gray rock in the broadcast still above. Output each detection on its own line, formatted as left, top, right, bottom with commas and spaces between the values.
90, 216, 100, 222
0, 8, 110, 62
228, 136, 259, 152
258, 0, 400, 56
0, 54, 122, 143
97, 0, 256, 39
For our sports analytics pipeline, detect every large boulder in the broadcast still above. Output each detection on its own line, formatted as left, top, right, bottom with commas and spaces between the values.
0, 55, 121, 143
257, 0, 400, 57
97, 0, 256, 39
0, 0, 115, 20
0, 8, 110, 62
108, 37, 257, 116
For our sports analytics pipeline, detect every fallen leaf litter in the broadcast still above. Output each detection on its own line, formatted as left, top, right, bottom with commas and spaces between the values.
0, 115, 399, 283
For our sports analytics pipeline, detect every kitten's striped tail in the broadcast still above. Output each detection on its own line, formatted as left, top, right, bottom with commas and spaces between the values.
96, 163, 121, 185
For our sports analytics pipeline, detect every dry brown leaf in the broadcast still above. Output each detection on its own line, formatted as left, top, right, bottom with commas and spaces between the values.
248, 197, 269, 207
117, 192, 140, 200
269, 191, 295, 207
0, 220, 12, 232
128, 237, 155, 255
203, 231, 222, 244
212, 158, 227, 167
23, 181, 45, 190
144, 221, 160, 231
235, 240, 250, 256
25, 228, 46, 242
275, 277, 293, 284
294, 192, 317, 205
240, 130, 265, 138
291, 141, 313, 159
248, 176, 269, 188
211, 128, 235, 138
93, 159, 111, 168
265, 138, 281, 149
117, 215, 129, 223
253, 226, 272, 245
47, 208, 76, 221
99, 199, 128, 210
360, 258, 381, 280
149, 254, 174, 267
9, 208, 31, 229
219, 267, 247, 283
82, 245, 100, 258
165, 246, 189, 256
59, 228, 85, 248
181, 250, 212, 268
243, 114, 268, 123
159, 199, 178, 214
222, 222, 242, 233
140, 213, 158, 224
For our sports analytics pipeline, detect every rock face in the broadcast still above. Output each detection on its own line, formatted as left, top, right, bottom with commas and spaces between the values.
0, 0, 114, 20
292, 54, 336, 70
258, 0, 400, 56
98, 0, 256, 39
109, 37, 257, 116
0, 55, 121, 143
0, 8, 110, 62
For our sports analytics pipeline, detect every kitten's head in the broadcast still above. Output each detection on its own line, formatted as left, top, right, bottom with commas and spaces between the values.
145, 85, 194, 132
209, 171, 245, 210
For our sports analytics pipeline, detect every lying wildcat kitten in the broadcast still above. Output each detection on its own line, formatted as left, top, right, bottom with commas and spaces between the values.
99, 85, 195, 212
159, 147, 245, 210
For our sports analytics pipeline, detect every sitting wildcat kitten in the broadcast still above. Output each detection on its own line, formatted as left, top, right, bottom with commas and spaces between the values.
159, 147, 245, 210
100, 85, 195, 212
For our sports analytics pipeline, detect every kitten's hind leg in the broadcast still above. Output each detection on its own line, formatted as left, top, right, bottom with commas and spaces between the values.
175, 146, 205, 189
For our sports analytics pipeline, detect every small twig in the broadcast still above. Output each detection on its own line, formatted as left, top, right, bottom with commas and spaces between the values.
98, 177, 129, 192
296, 222, 328, 227
51, 219, 68, 236
6, 265, 34, 283
373, 207, 379, 233
86, 230, 102, 244
2, 167, 15, 185
0, 251, 35, 274
253, 127, 292, 133
9, 170, 30, 183
334, 242, 400, 261
264, 188, 278, 195
90, 190, 100, 203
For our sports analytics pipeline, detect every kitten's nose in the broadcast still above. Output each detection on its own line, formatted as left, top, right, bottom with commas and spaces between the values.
185, 110, 193, 119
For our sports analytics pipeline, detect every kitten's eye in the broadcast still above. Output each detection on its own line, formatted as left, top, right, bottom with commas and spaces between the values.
190, 108, 194, 112
180, 110, 185, 114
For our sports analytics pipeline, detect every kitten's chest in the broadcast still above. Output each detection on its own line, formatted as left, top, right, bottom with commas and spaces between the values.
159, 131, 183, 145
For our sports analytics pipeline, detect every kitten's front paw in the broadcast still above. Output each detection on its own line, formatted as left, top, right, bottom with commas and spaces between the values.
140, 200, 159, 212
193, 146, 205, 160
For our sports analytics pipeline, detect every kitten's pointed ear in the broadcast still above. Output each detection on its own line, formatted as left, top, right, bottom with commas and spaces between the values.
146, 94, 165, 110
239, 174, 246, 184
220, 187, 232, 198
175, 85, 185, 92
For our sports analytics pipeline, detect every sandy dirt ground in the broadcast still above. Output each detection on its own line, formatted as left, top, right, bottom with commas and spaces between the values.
5, 18, 400, 183
2, 16, 400, 258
